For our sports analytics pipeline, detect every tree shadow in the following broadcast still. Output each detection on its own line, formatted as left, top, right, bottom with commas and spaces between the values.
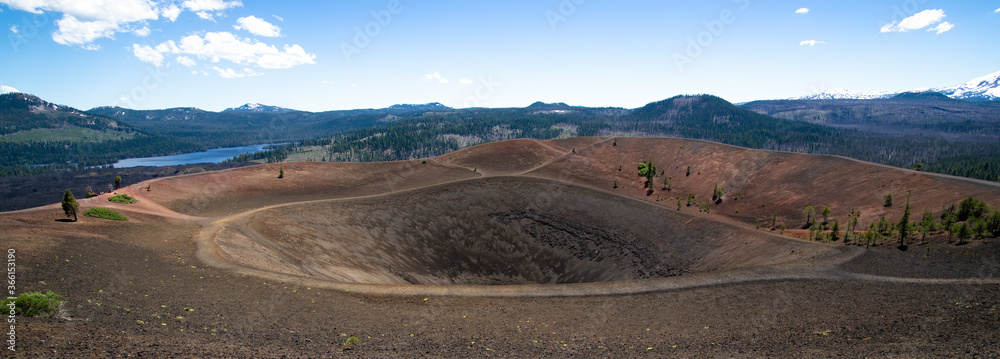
54, 218, 75, 222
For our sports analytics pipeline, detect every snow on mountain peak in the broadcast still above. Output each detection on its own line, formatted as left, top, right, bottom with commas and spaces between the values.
223, 103, 296, 113
791, 71, 1000, 101
0, 85, 20, 94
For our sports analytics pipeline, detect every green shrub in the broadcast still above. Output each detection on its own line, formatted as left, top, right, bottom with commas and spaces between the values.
343, 336, 361, 350
1, 291, 63, 317
108, 193, 137, 204
83, 207, 128, 221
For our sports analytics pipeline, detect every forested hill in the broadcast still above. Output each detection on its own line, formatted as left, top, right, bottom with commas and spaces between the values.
1, 93, 135, 135
300, 95, 1000, 182
86, 103, 457, 148
0, 93, 201, 176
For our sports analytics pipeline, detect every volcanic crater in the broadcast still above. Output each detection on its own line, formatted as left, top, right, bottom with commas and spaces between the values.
208, 176, 839, 287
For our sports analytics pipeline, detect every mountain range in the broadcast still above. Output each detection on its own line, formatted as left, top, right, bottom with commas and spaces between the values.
794, 71, 1000, 101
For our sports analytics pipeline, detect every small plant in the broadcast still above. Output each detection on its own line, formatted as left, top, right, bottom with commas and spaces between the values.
1, 291, 63, 317
613, 180, 618, 189
422, 159, 427, 164
884, 192, 893, 207
278, 166, 284, 179
712, 185, 724, 204
84, 207, 128, 221
114, 176, 122, 190
343, 336, 361, 350
108, 193, 137, 204
686, 165, 691, 177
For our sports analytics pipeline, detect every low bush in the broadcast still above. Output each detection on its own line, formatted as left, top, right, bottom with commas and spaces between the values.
83, 207, 128, 221
1, 291, 64, 317
108, 194, 137, 204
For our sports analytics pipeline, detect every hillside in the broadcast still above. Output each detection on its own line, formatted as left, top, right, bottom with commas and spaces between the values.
296, 95, 1000, 182
0, 93, 201, 176
3, 136, 999, 357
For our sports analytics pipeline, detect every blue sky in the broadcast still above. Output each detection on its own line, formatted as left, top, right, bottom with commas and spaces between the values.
1, 0, 998, 111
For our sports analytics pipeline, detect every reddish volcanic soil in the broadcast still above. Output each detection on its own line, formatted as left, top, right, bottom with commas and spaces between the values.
3, 137, 999, 357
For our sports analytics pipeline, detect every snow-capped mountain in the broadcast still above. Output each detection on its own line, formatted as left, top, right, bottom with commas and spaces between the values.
791, 71, 1000, 101
793, 88, 895, 100
223, 103, 297, 113
935, 71, 1000, 101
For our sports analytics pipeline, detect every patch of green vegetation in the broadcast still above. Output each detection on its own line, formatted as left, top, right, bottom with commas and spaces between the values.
83, 207, 128, 221
1, 291, 64, 317
108, 193, 136, 204
0, 126, 136, 143
343, 336, 361, 350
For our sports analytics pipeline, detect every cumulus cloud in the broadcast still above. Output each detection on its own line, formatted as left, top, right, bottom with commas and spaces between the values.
183, 0, 241, 21
161, 5, 181, 22
795, 8, 809, 14
995, 8, 1000, 13
881, 9, 950, 33
0, 0, 243, 47
1, 85, 20, 94
423, 72, 449, 84
799, 40, 825, 46
928, 21, 954, 34
131, 31, 315, 75
212, 66, 261, 79
234, 15, 281, 37
176, 55, 196, 67
52, 15, 120, 48
134, 26, 150, 37
182, 0, 242, 12
460, 78, 474, 85
131, 44, 165, 66
0, 0, 160, 47
9, 25, 17, 34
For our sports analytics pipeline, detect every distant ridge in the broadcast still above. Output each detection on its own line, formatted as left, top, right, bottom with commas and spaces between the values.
223, 103, 298, 113
385, 102, 452, 112
791, 71, 1000, 101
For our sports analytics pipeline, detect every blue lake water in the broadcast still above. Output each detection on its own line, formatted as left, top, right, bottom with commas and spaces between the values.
112, 144, 276, 168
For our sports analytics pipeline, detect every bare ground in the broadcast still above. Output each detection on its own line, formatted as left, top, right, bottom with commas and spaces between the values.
4, 137, 1000, 357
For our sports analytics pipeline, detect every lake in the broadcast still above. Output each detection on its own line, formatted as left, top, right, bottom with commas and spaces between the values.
112, 144, 277, 168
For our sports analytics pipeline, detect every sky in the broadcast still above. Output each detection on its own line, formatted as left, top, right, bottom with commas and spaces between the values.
0, 0, 998, 112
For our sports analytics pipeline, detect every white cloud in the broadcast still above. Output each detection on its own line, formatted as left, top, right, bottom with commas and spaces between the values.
795, 8, 809, 14
131, 31, 315, 73
928, 21, 954, 34
423, 72, 449, 84
195, 11, 215, 21
0, 0, 240, 47
273, 15, 284, 22
460, 78, 474, 85
995, 8, 1000, 13
9, 25, 17, 34
176, 55, 196, 67
182, 0, 241, 21
132, 44, 165, 66
52, 15, 119, 46
799, 40, 825, 46
1, 85, 20, 94
0, 0, 161, 47
134, 26, 150, 37
182, 0, 242, 12
234, 15, 281, 37
161, 5, 181, 22
881, 9, 948, 33
212, 66, 261, 79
